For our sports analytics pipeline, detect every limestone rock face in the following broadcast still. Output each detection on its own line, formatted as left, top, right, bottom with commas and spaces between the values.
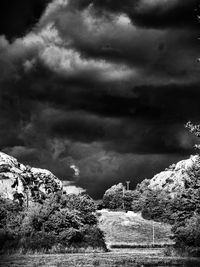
149, 155, 200, 193
0, 152, 63, 203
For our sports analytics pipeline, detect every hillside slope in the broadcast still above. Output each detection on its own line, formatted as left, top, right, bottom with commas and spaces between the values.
148, 155, 200, 194
0, 152, 62, 204
98, 210, 173, 247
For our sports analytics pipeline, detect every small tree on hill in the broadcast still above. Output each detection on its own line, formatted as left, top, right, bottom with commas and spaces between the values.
123, 190, 135, 211
102, 183, 124, 210
102, 183, 137, 211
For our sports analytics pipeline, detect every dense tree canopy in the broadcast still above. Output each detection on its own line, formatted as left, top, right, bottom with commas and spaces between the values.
0, 193, 106, 252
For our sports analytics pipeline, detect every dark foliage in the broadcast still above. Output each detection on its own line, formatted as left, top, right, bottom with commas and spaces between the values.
102, 183, 124, 210
0, 193, 106, 252
102, 183, 137, 211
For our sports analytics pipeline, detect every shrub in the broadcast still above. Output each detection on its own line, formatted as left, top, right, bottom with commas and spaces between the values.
81, 226, 107, 250
0, 193, 106, 253
172, 214, 200, 248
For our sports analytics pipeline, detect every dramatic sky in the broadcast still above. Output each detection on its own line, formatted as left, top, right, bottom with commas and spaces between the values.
0, 0, 199, 198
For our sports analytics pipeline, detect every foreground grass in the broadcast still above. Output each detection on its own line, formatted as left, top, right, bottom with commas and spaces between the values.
1, 251, 200, 267
97, 210, 174, 248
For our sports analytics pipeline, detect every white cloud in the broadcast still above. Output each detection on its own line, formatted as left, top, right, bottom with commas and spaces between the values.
70, 164, 80, 177
40, 44, 133, 80
9, 10, 134, 81
41, 0, 69, 21
62, 181, 86, 194
20, 23, 62, 49
116, 14, 131, 26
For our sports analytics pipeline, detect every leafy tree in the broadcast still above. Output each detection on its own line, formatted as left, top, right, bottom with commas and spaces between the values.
141, 189, 166, 220
102, 183, 141, 211
136, 179, 150, 194
102, 183, 124, 210
123, 190, 135, 211
0, 193, 106, 252
172, 214, 200, 248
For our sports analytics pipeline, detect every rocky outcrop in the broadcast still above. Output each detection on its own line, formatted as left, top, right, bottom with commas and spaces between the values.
149, 155, 200, 194
0, 152, 63, 204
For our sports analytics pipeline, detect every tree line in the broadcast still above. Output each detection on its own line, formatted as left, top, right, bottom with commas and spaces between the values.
0, 192, 106, 253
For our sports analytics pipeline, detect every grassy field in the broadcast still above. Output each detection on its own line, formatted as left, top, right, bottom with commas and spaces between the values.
97, 210, 174, 248
1, 252, 200, 267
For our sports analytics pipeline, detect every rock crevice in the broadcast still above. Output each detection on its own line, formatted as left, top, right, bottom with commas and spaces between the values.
0, 152, 63, 203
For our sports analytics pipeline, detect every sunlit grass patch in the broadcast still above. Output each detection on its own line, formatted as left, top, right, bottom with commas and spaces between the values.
98, 210, 174, 246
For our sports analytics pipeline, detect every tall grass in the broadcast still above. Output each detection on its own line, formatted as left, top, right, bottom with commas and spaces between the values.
164, 245, 200, 258
0, 245, 107, 255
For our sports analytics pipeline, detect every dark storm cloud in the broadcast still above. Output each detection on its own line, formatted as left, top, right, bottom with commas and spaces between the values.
3, 146, 39, 165
0, 0, 51, 40
0, 0, 199, 198
9, 60, 200, 123
9, 88, 197, 156
39, 2, 199, 85
67, 0, 199, 29
0, 53, 199, 157
77, 152, 187, 198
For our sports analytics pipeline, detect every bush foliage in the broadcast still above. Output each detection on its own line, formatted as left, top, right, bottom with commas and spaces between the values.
102, 183, 138, 211
0, 193, 106, 252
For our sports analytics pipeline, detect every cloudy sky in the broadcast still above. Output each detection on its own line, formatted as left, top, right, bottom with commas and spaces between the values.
0, 0, 199, 198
